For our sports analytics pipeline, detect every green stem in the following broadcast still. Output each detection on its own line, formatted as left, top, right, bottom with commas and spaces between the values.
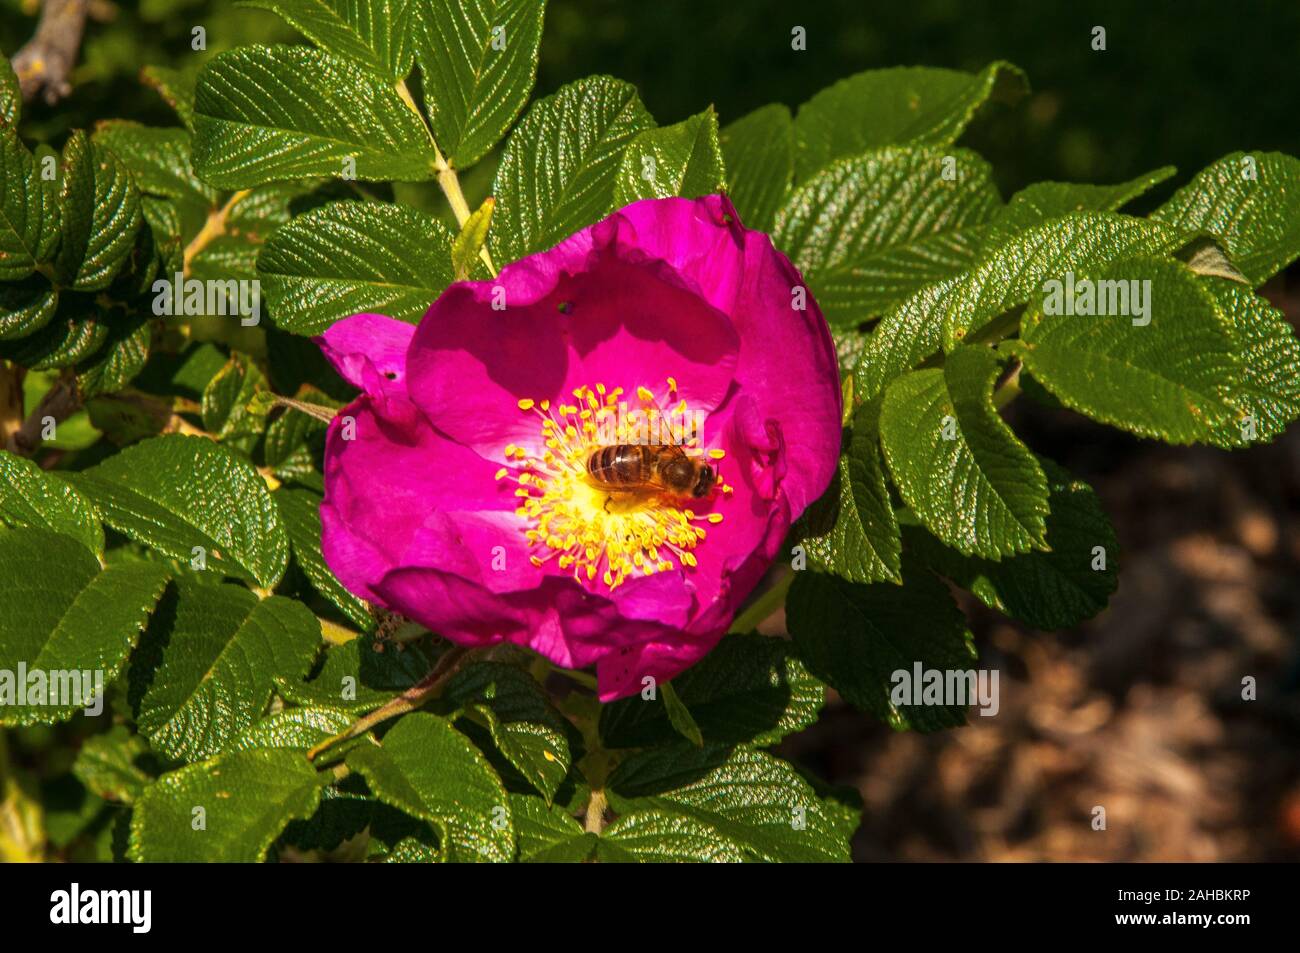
729, 570, 794, 634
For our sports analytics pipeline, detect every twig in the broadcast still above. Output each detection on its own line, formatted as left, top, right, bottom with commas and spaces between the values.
183, 189, 251, 276
5, 372, 80, 456
305, 645, 471, 761
11, 0, 89, 106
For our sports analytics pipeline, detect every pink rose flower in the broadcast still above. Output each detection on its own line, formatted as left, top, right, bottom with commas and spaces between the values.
316, 195, 840, 700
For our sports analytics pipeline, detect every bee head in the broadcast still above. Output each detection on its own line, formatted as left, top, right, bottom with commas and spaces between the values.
691, 465, 717, 498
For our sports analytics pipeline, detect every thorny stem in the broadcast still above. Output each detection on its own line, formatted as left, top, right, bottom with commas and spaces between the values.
395, 79, 498, 277
306, 645, 472, 762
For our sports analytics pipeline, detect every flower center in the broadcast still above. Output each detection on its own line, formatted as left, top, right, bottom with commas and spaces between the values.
498, 381, 731, 592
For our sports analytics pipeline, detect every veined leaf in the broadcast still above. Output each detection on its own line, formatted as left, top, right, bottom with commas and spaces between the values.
510, 793, 594, 862
613, 107, 726, 206
0, 275, 59, 342
0, 528, 169, 726
130, 578, 321, 762
787, 565, 977, 731
71, 434, 290, 587
0, 54, 20, 126
441, 662, 572, 802
0, 452, 104, 554
141, 64, 199, 131
193, 45, 437, 188
775, 146, 1001, 328
130, 747, 325, 861
793, 61, 1026, 181
799, 398, 902, 583
719, 103, 793, 232
258, 200, 455, 335
275, 486, 375, 631
229, 705, 355, 751
599, 633, 824, 748
986, 167, 1176, 246
345, 712, 514, 862
604, 743, 857, 862
450, 195, 494, 280
880, 345, 1049, 559
415, 0, 547, 168
491, 75, 653, 264
853, 212, 1185, 400
0, 128, 60, 281
54, 131, 143, 291
905, 458, 1119, 630
1152, 151, 1300, 286
240, 0, 415, 80
72, 725, 152, 805
1018, 256, 1243, 444
275, 633, 436, 714
1200, 277, 1300, 447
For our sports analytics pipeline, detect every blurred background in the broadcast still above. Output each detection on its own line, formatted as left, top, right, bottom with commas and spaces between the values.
4, 0, 1298, 861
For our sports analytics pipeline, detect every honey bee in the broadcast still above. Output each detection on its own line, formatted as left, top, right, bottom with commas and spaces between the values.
586, 443, 717, 499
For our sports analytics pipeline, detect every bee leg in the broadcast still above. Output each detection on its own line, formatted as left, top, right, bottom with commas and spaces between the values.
603, 495, 614, 513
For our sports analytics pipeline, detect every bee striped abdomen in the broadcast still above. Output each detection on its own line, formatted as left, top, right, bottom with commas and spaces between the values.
587, 444, 655, 487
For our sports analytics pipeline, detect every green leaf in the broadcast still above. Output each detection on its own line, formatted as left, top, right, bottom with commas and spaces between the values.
71, 434, 290, 587
201, 352, 267, 455
275, 486, 375, 631
986, 167, 1176, 246
659, 681, 704, 746
72, 725, 152, 805
192, 45, 437, 188
276, 633, 436, 714
1200, 277, 1300, 447
776, 145, 1000, 330
880, 345, 1049, 558
240, 0, 415, 80
853, 212, 1185, 400
510, 793, 594, 862
906, 458, 1119, 629
787, 565, 977, 731
1152, 151, 1300, 285
346, 712, 514, 862
604, 744, 856, 862
130, 747, 325, 861
450, 194, 494, 280
130, 578, 321, 762
91, 122, 218, 235
258, 200, 455, 334
229, 705, 355, 751
0, 129, 60, 281
0, 292, 107, 369
613, 107, 726, 206
793, 61, 1026, 181
0, 275, 59, 341
141, 64, 198, 132
1019, 256, 1243, 444
0, 451, 104, 554
491, 75, 654, 264
0, 528, 169, 726
415, 0, 547, 167
0, 54, 20, 126
719, 103, 793, 232
441, 661, 572, 801
75, 312, 151, 398
799, 399, 902, 583
53, 131, 142, 291
601, 633, 823, 749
